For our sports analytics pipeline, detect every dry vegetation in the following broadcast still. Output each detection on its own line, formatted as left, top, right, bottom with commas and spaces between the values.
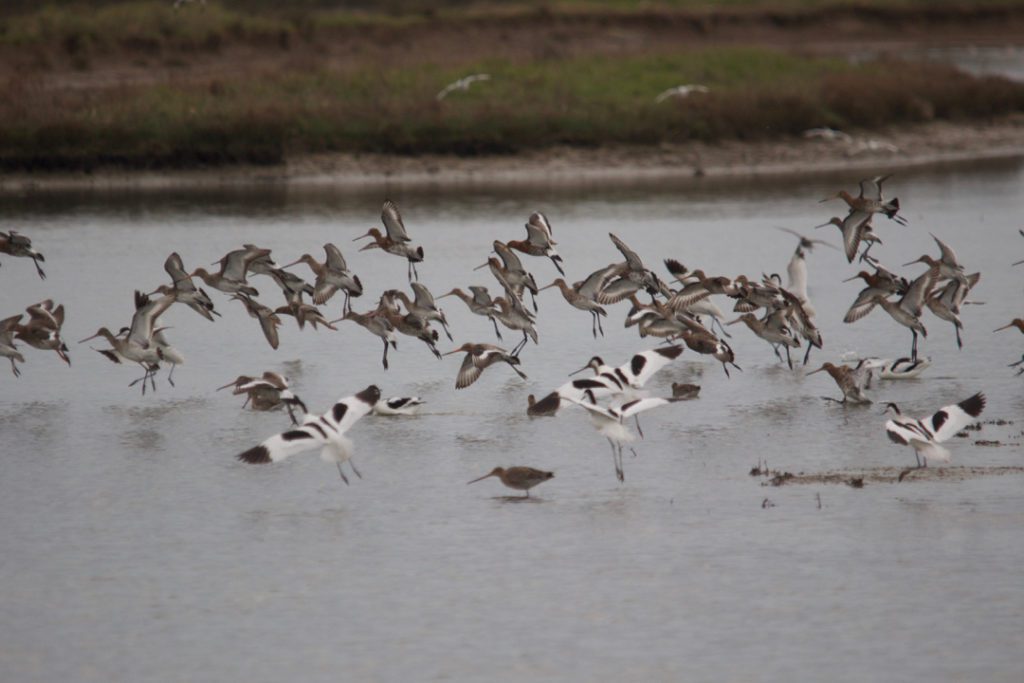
2, 1, 1024, 171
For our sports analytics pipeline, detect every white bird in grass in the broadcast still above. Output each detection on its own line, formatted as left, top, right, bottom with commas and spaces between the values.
436, 73, 491, 101
884, 392, 985, 480
654, 84, 709, 103
372, 396, 425, 416
568, 396, 683, 482
236, 385, 381, 484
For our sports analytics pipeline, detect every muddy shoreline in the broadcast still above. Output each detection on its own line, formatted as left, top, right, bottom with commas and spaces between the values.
3, 117, 1022, 194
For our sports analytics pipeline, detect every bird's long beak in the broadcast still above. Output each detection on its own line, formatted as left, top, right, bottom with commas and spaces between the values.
472, 262, 490, 271
352, 231, 373, 241
216, 379, 240, 391
538, 282, 558, 291
281, 258, 303, 269
806, 367, 825, 375
842, 274, 862, 282
467, 472, 496, 485
994, 323, 1013, 332
436, 291, 455, 299
567, 363, 590, 376
441, 348, 464, 356
812, 221, 831, 229
77, 332, 102, 344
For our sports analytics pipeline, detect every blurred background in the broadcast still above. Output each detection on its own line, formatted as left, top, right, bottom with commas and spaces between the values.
1, 0, 1023, 172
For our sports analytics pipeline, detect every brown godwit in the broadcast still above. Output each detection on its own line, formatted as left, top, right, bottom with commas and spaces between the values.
0, 230, 46, 279
505, 212, 564, 276
330, 309, 398, 370
538, 278, 607, 338
151, 252, 219, 321
282, 243, 363, 310
467, 466, 553, 498
806, 361, 873, 404
0, 314, 25, 377
353, 200, 424, 281
443, 342, 527, 389
16, 300, 70, 367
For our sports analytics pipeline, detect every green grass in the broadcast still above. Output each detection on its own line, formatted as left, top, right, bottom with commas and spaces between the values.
3, 47, 1023, 170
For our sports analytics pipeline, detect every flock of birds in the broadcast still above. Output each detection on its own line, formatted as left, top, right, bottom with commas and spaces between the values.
1, 179, 1021, 495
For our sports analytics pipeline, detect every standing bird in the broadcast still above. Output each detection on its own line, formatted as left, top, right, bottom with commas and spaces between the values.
468, 466, 553, 498
569, 396, 683, 482
0, 314, 25, 377
807, 361, 873, 404
885, 392, 986, 477
443, 343, 527, 389
354, 200, 424, 281
0, 230, 46, 279
282, 243, 363, 311
235, 385, 381, 485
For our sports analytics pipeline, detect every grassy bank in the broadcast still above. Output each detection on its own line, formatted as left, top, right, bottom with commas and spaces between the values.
2, 2, 1024, 171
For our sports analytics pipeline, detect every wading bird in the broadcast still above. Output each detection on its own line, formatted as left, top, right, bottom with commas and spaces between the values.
467, 466, 553, 498
16, 300, 71, 367
372, 396, 425, 416
885, 392, 985, 478
807, 361, 873, 404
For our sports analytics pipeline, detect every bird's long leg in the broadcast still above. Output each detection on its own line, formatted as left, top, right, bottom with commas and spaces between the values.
33, 257, 46, 280
911, 330, 918, 362
336, 462, 350, 485
343, 291, 351, 315
596, 312, 604, 337
381, 338, 390, 370
722, 362, 731, 378
551, 256, 565, 276
803, 341, 814, 366
285, 401, 298, 425
167, 362, 176, 387
591, 312, 598, 339
772, 344, 783, 362
530, 290, 538, 312
712, 316, 731, 339
242, 394, 252, 409
617, 444, 626, 482
635, 415, 645, 440
10, 358, 20, 377
490, 316, 503, 341
785, 345, 794, 370
607, 439, 622, 482
954, 323, 963, 350
441, 321, 454, 342
508, 363, 528, 381
349, 458, 363, 479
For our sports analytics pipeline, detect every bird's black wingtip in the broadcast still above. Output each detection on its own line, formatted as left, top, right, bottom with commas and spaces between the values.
959, 392, 986, 418
237, 445, 271, 464
655, 345, 684, 360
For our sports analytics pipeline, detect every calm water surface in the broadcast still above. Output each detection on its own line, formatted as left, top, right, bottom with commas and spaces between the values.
1, 161, 1023, 682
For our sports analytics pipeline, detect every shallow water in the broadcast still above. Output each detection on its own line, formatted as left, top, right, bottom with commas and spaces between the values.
2, 160, 1023, 682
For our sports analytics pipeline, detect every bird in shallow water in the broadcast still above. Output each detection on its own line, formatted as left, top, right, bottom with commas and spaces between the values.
467, 466, 554, 498
884, 392, 985, 480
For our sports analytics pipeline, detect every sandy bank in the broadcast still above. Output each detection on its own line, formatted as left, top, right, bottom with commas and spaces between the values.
3, 117, 1023, 194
